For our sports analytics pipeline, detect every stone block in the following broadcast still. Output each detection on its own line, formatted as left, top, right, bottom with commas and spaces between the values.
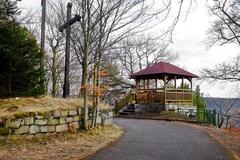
47, 126, 56, 133
35, 115, 44, 119
59, 117, 66, 124
56, 124, 68, 132
24, 117, 34, 125
69, 122, 80, 130
21, 120, 25, 126
61, 110, 68, 117
65, 117, 73, 123
7, 119, 21, 129
47, 118, 59, 125
105, 118, 112, 125
109, 111, 114, 118
35, 119, 47, 125
53, 110, 61, 118
69, 109, 78, 116
16, 126, 29, 134
29, 125, 39, 135
39, 126, 48, 133
73, 116, 80, 122
43, 112, 52, 118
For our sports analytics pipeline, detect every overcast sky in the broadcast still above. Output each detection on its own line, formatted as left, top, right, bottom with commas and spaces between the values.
19, 0, 240, 98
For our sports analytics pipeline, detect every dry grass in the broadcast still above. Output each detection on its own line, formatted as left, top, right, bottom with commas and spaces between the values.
158, 111, 192, 120
180, 122, 240, 160
126, 111, 193, 121
0, 97, 110, 118
0, 125, 124, 160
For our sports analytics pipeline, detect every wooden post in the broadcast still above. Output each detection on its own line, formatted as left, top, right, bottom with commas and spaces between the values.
59, 4, 81, 98
190, 78, 193, 90
63, 3, 72, 98
190, 78, 193, 105
136, 79, 139, 104
155, 79, 157, 89
41, 0, 46, 71
181, 77, 184, 89
164, 75, 167, 104
144, 79, 146, 90
136, 79, 139, 89
147, 79, 149, 89
174, 76, 177, 89
174, 75, 177, 103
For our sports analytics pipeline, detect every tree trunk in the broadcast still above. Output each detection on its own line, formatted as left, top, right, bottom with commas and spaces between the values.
94, 62, 101, 127
218, 114, 224, 128
8, 58, 12, 97
91, 63, 97, 128
52, 51, 57, 97
82, 24, 89, 129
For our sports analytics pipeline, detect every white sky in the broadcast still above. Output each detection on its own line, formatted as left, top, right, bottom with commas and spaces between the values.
18, 0, 240, 98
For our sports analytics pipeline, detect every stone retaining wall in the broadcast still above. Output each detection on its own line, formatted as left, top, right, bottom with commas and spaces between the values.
0, 108, 113, 136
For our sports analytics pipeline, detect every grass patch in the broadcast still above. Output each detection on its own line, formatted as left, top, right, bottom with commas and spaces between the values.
158, 111, 191, 120
0, 125, 124, 160
0, 96, 110, 119
132, 111, 193, 121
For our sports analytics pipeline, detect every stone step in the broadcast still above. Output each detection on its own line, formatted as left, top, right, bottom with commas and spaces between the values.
119, 111, 133, 115
126, 105, 135, 110
123, 108, 135, 112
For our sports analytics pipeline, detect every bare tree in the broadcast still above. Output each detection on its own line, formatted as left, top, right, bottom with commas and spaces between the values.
202, 56, 240, 81
207, 0, 240, 47
44, 0, 66, 97
114, 35, 178, 76
207, 95, 238, 128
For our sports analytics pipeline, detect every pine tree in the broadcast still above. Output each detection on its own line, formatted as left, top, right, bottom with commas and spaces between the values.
0, 22, 45, 97
193, 85, 206, 120
0, 0, 20, 21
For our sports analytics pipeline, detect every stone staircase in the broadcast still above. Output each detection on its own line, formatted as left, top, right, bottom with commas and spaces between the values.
119, 104, 136, 115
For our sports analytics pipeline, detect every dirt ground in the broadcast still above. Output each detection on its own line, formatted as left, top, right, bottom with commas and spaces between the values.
0, 125, 124, 160
180, 122, 240, 160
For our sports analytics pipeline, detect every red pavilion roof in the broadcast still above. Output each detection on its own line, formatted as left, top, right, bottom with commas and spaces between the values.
130, 62, 198, 79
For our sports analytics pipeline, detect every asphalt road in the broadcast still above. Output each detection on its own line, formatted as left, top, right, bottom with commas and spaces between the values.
88, 118, 229, 160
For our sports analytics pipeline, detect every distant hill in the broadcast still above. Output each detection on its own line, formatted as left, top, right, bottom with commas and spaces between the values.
204, 97, 240, 113
204, 97, 240, 127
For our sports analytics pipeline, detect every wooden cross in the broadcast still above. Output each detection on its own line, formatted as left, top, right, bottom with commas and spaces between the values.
59, 2, 81, 98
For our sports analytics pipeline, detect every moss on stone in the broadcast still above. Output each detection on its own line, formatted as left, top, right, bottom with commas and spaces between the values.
13, 112, 36, 120
0, 128, 10, 136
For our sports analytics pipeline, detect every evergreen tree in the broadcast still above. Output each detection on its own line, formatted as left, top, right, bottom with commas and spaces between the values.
0, 0, 20, 21
193, 85, 206, 120
0, 22, 45, 97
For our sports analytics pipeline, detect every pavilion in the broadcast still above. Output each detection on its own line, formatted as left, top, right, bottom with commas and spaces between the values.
130, 62, 198, 108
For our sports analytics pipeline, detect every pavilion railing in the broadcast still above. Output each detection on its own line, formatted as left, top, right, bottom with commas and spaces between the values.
166, 89, 193, 104
136, 89, 193, 105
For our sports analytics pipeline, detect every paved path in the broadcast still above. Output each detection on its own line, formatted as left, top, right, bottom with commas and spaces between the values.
88, 118, 228, 160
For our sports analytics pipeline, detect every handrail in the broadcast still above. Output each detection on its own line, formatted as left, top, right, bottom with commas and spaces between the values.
115, 91, 134, 114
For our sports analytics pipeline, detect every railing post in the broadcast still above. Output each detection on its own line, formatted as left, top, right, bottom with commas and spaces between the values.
213, 109, 216, 126
203, 109, 206, 122
115, 100, 118, 114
